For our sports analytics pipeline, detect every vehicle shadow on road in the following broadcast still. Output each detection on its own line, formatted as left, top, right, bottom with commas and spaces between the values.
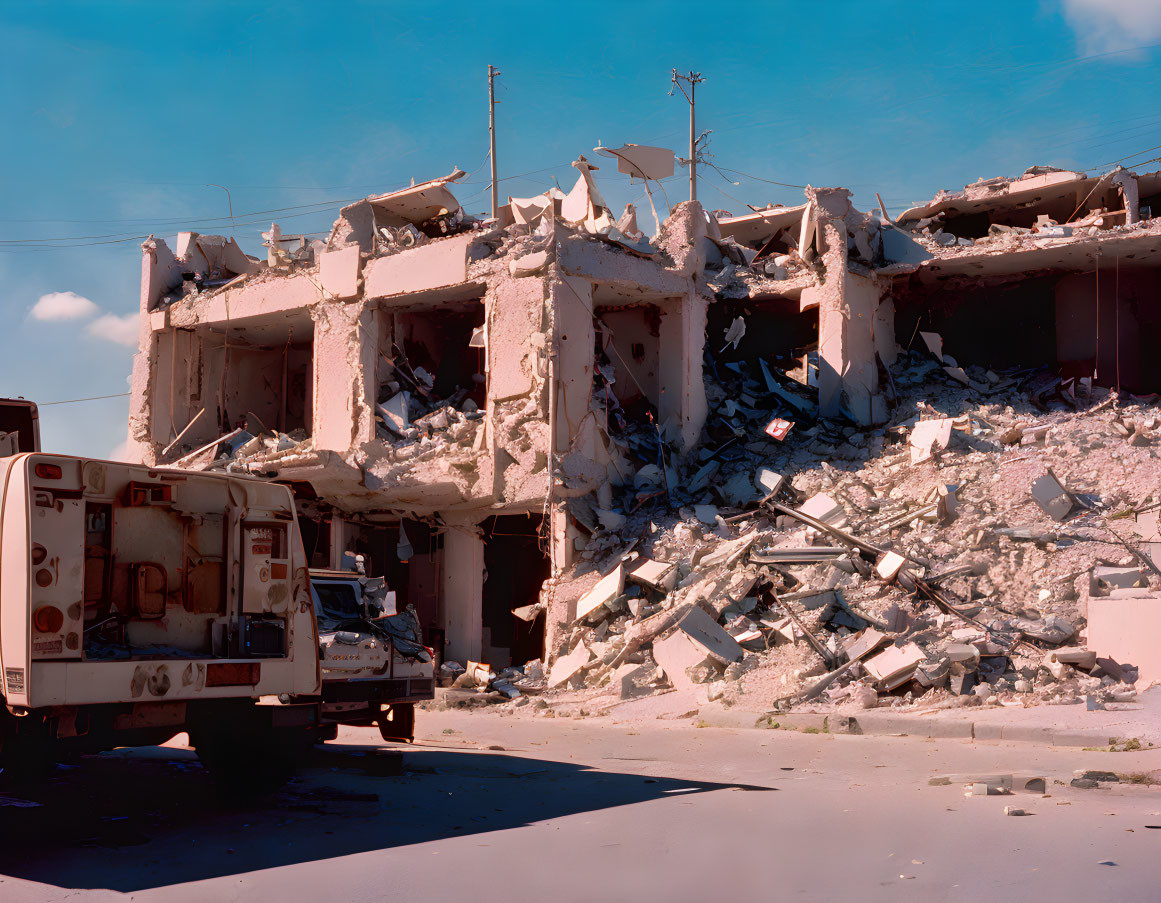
0, 740, 776, 892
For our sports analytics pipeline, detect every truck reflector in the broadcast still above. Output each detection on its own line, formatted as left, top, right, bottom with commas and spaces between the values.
33, 605, 64, 633
206, 662, 261, 687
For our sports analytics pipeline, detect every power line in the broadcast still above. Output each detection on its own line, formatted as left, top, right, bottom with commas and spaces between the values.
716, 166, 806, 189
0, 197, 364, 244
39, 392, 131, 406
0, 204, 352, 251
1084, 142, 1161, 172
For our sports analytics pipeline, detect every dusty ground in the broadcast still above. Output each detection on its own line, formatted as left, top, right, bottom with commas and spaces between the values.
2, 711, 1160, 901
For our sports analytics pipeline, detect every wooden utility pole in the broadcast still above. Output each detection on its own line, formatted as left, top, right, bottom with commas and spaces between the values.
488, 64, 500, 218
670, 70, 705, 202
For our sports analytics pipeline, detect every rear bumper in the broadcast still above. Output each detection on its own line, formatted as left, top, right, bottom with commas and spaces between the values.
263, 701, 320, 729
321, 676, 434, 705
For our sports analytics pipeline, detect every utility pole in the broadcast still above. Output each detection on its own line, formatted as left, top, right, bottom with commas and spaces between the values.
488, 64, 501, 218
670, 70, 705, 202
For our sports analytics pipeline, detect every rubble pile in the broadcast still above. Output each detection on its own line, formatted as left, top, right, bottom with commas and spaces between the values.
441, 338, 1161, 717
169, 418, 313, 474
374, 358, 486, 447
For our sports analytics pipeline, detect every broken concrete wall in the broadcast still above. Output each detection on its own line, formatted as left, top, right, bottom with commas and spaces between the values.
314, 301, 375, 453
551, 275, 599, 462
146, 327, 199, 448
489, 273, 551, 508
126, 237, 185, 464
363, 234, 474, 299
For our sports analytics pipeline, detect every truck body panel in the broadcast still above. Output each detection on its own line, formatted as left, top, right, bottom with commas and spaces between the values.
0, 454, 320, 716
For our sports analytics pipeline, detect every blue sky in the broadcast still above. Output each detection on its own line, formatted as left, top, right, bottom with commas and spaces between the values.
3, 0, 1161, 457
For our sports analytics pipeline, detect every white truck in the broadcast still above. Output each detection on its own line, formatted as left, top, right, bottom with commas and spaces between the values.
307, 568, 435, 743
0, 449, 321, 790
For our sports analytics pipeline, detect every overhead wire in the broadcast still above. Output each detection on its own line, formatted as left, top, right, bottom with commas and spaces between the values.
0, 196, 366, 239
715, 166, 807, 189
1084, 142, 1161, 172
39, 392, 131, 406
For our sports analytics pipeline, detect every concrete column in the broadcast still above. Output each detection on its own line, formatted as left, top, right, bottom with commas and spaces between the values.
441, 524, 485, 665
1113, 169, 1140, 226
327, 516, 347, 570
311, 302, 377, 454
874, 295, 897, 368
812, 188, 888, 426
658, 289, 708, 452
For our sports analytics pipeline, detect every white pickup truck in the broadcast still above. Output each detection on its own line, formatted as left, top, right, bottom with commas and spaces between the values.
0, 448, 321, 791
306, 569, 435, 743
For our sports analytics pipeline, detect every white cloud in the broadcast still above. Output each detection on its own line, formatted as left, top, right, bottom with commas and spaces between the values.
1061, 0, 1161, 53
29, 290, 99, 322
86, 312, 139, 347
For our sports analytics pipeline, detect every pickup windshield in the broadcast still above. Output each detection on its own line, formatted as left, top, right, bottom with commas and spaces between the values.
313, 581, 361, 619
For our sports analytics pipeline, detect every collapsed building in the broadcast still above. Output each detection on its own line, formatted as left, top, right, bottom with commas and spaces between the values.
125, 157, 1161, 713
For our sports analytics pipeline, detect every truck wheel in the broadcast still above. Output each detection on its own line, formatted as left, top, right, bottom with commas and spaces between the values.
377, 703, 415, 743
0, 709, 54, 784
191, 717, 302, 798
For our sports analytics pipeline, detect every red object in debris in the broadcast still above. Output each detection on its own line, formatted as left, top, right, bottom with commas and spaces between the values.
765, 418, 794, 441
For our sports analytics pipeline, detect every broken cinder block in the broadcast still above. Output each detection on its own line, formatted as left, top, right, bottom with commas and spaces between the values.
652, 605, 745, 691
548, 643, 594, 688
1029, 471, 1075, 522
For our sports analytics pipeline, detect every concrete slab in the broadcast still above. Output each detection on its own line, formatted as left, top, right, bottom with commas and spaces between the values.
319, 245, 362, 299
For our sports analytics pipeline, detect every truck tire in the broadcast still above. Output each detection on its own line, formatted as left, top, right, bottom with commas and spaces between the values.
190, 708, 304, 798
0, 707, 53, 784
377, 703, 415, 743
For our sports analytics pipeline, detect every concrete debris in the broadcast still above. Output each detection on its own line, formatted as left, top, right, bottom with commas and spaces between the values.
1029, 471, 1076, 521
798, 493, 848, 529
575, 562, 625, 621
909, 418, 954, 464
755, 467, 785, 496
863, 642, 926, 689
549, 643, 594, 687
875, 551, 907, 582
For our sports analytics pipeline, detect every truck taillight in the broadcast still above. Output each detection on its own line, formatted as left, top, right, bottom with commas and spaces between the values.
33, 605, 64, 634
34, 463, 62, 480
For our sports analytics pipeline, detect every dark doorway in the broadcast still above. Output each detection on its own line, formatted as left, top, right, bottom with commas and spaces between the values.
481, 514, 549, 666
296, 512, 331, 569
344, 520, 441, 639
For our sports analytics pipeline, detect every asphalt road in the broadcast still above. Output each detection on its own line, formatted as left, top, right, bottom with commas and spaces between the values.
3, 709, 1161, 902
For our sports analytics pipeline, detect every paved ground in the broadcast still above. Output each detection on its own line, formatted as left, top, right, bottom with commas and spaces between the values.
2, 711, 1161, 902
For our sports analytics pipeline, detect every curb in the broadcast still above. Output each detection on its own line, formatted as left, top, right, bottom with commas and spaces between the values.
696, 705, 1123, 748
